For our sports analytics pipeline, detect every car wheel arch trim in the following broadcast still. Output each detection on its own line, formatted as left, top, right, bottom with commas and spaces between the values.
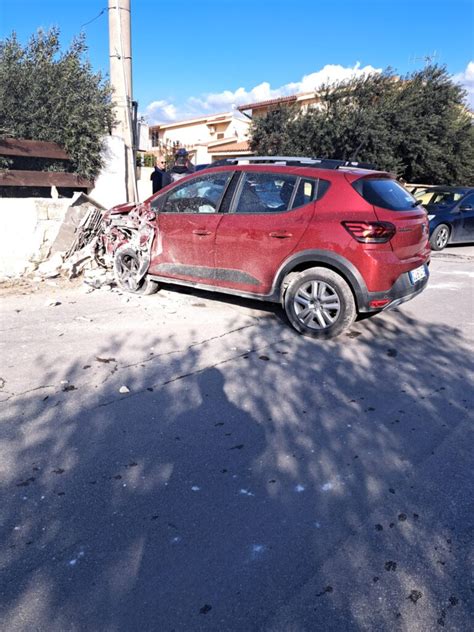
272, 249, 369, 309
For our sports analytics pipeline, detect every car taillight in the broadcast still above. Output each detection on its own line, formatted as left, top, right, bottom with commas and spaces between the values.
342, 221, 396, 243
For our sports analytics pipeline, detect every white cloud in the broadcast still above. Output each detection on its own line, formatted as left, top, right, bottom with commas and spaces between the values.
454, 61, 474, 109
144, 99, 178, 123
142, 62, 381, 124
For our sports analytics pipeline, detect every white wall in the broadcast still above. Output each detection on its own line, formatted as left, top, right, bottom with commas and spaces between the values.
0, 198, 69, 278
90, 135, 127, 209
137, 166, 154, 201
160, 121, 214, 147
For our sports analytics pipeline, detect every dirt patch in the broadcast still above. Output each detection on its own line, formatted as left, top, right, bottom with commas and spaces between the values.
0, 276, 83, 297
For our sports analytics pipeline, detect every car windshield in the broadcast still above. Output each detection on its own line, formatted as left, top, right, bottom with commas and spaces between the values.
426, 191, 464, 206
414, 188, 436, 205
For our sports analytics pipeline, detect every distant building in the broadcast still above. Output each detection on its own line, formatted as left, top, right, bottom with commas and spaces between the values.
148, 112, 250, 164
237, 91, 319, 119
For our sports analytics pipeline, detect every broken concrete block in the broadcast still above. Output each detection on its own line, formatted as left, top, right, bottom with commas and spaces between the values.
37, 252, 64, 278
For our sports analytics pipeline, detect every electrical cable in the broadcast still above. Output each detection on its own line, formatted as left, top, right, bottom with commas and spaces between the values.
80, 7, 107, 29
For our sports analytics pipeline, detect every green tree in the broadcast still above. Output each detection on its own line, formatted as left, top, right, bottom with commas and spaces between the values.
0, 28, 114, 180
249, 65, 474, 185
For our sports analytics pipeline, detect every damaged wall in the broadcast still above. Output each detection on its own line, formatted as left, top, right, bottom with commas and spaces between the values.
0, 198, 70, 278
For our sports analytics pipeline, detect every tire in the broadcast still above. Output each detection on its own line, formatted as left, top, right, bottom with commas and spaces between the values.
283, 267, 356, 339
430, 224, 450, 251
113, 247, 159, 295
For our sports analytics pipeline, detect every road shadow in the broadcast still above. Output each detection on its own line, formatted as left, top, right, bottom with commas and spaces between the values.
0, 307, 472, 631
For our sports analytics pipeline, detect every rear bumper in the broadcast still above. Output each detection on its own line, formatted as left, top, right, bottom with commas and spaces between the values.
359, 263, 430, 312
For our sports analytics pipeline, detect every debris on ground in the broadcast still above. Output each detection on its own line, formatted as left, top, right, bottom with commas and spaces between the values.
26, 193, 158, 294
33, 194, 114, 289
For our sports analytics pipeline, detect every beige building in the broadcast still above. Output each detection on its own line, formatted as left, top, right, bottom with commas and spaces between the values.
149, 112, 250, 164
237, 91, 319, 119
145, 92, 321, 169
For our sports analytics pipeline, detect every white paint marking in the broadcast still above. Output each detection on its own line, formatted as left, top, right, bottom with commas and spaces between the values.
437, 269, 474, 277
427, 283, 461, 290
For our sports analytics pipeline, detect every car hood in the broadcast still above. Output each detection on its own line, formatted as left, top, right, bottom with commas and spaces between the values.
109, 201, 137, 215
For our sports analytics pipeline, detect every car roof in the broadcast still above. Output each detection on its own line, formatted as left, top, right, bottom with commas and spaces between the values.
203, 163, 390, 181
426, 186, 473, 194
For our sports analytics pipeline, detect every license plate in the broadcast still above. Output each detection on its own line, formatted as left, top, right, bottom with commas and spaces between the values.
409, 264, 427, 284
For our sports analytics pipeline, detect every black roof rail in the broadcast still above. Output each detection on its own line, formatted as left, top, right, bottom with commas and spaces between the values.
209, 156, 377, 170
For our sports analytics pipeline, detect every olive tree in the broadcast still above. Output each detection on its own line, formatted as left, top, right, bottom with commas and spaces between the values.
0, 28, 115, 180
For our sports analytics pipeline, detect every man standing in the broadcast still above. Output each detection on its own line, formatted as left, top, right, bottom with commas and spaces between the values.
150, 158, 171, 194
168, 148, 195, 183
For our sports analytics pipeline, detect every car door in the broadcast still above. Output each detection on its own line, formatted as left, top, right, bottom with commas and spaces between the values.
455, 193, 474, 242
148, 171, 233, 284
214, 170, 315, 294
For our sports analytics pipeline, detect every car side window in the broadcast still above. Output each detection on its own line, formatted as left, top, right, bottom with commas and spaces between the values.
233, 172, 298, 213
161, 173, 232, 214
459, 193, 474, 208
293, 178, 330, 208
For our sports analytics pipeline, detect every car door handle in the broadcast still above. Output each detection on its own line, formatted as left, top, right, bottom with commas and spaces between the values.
269, 231, 293, 239
192, 229, 212, 236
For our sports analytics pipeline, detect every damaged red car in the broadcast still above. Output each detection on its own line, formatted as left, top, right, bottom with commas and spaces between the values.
98, 156, 430, 339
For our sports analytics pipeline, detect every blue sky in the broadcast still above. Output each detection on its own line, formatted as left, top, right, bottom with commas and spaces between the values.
1, 0, 473, 122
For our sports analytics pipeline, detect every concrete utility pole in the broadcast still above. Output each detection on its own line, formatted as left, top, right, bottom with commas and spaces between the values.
108, 0, 137, 203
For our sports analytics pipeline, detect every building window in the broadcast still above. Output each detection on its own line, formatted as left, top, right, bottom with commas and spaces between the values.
151, 130, 160, 147
217, 133, 224, 139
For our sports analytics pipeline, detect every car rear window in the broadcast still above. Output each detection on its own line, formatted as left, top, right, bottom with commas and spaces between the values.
293, 178, 330, 207
353, 178, 417, 211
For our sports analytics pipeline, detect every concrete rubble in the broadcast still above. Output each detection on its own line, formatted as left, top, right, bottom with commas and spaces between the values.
34, 194, 115, 290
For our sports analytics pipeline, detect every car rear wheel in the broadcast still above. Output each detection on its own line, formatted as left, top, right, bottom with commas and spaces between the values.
114, 247, 159, 295
430, 224, 450, 251
283, 267, 356, 339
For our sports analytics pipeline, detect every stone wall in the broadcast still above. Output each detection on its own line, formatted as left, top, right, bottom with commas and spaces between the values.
0, 198, 70, 278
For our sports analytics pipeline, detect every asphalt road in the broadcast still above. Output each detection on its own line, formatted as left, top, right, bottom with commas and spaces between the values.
0, 244, 473, 632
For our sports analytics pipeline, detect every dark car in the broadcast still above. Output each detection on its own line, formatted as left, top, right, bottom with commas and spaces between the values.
100, 156, 430, 339
414, 186, 474, 250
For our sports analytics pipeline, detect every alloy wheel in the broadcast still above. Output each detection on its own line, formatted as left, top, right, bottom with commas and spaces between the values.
293, 280, 341, 329
435, 226, 449, 249
116, 252, 140, 291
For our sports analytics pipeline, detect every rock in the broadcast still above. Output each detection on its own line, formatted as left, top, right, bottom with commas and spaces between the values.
37, 252, 64, 278
119, 385, 130, 394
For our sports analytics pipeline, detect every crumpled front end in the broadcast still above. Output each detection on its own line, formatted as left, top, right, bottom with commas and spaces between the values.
97, 203, 156, 285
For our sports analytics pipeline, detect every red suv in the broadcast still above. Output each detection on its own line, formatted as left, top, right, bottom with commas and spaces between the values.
100, 157, 430, 338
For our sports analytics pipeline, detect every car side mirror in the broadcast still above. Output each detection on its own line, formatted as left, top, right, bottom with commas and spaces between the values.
459, 204, 473, 212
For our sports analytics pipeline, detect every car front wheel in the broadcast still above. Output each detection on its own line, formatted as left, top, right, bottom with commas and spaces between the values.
430, 224, 450, 251
283, 267, 356, 339
113, 247, 159, 295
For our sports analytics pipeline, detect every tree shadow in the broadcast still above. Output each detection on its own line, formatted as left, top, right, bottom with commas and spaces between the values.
0, 305, 472, 631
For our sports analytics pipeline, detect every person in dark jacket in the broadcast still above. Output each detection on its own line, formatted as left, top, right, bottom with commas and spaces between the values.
168, 148, 195, 183
150, 158, 171, 194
